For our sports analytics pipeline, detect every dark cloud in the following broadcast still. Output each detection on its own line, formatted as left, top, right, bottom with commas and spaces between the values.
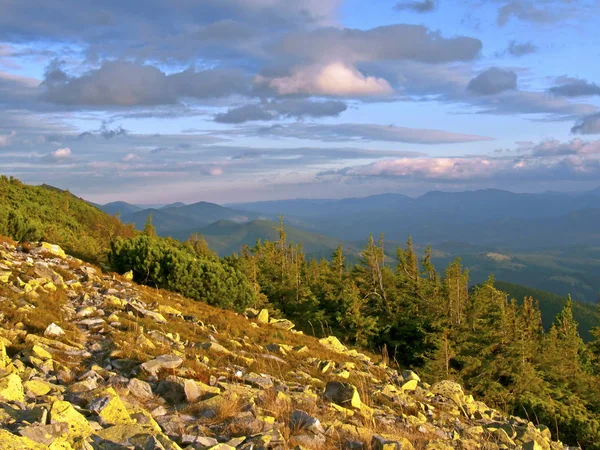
572, 113, 600, 135
506, 40, 537, 56
276, 25, 482, 64
393, 1, 436, 13
215, 104, 275, 124
79, 122, 129, 139
40, 61, 250, 107
215, 99, 348, 123
549, 77, 600, 97
467, 68, 517, 95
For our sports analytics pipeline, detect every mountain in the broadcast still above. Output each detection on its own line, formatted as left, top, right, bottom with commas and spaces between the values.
192, 219, 363, 258
231, 193, 414, 217
234, 188, 600, 245
493, 281, 597, 341
100, 201, 143, 217
117, 201, 261, 237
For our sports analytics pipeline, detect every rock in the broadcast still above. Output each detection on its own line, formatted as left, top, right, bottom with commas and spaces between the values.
50, 400, 93, 439
200, 341, 232, 355
289, 410, 325, 434
127, 378, 154, 400
0, 373, 25, 402
319, 336, 347, 353
182, 435, 219, 446
371, 435, 414, 450
324, 381, 361, 409
401, 379, 418, 392
44, 323, 65, 338
141, 354, 183, 376
522, 441, 544, 450
257, 308, 269, 324
34, 262, 64, 286
32, 242, 66, 259
122, 270, 134, 281
431, 380, 466, 405
23, 379, 55, 396
402, 370, 420, 382
269, 318, 295, 330
88, 388, 134, 426
0, 429, 47, 449
18, 423, 70, 446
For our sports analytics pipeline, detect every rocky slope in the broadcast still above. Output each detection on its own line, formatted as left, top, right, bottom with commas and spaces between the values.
0, 238, 568, 450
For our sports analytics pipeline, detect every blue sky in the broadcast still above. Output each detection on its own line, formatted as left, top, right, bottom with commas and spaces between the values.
0, 0, 599, 203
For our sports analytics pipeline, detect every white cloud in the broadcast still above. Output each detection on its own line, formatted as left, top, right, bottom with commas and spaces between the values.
259, 62, 393, 97
42, 147, 72, 162
0, 130, 16, 147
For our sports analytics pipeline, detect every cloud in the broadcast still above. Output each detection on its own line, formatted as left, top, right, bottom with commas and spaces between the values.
41, 61, 250, 107
215, 99, 347, 123
332, 157, 497, 180
505, 40, 537, 57
258, 62, 393, 97
572, 113, 600, 135
497, 1, 559, 26
42, 147, 72, 162
321, 138, 600, 183
394, 1, 436, 13
549, 77, 600, 97
0, 130, 16, 147
276, 25, 482, 64
245, 123, 493, 144
468, 68, 518, 95
79, 122, 129, 139
215, 104, 275, 124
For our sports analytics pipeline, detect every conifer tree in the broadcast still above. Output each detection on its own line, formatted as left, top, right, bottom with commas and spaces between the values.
143, 213, 157, 237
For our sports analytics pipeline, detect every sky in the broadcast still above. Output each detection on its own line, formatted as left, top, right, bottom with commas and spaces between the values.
1, 0, 600, 204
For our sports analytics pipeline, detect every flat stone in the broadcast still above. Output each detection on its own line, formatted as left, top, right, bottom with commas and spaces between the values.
141, 354, 183, 376
0, 373, 25, 402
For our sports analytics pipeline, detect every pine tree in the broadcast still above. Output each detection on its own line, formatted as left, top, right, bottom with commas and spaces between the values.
143, 213, 156, 237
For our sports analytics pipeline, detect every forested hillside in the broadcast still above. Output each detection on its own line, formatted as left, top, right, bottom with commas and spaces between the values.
0, 176, 136, 263
495, 281, 597, 341
4, 176, 600, 447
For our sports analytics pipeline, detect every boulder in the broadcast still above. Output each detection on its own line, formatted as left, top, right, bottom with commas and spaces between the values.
32, 242, 66, 259
257, 309, 269, 324
141, 354, 183, 376
50, 400, 93, 439
319, 336, 347, 353
88, 388, 134, 426
44, 323, 65, 338
127, 378, 154, 400
0, 429, 47, 449
324, 382, 361, 409
0, 373, 25, 402
371, 435, 414, 450
289, 410, 325, 434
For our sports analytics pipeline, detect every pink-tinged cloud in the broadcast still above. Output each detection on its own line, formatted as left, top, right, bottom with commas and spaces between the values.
51, 147, 72, 159
344, 157, 497, 180
259, 62, 393, 97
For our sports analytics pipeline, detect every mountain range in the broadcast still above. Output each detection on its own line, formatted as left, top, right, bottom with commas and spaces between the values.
99, 187, 600, 303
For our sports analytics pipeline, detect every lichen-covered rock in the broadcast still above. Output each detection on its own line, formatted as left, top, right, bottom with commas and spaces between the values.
0, 373, 25, 402
88, 388, 134, 426
0, 429, 47, 449
50, 400, 93, 440
324, 381, 362, 409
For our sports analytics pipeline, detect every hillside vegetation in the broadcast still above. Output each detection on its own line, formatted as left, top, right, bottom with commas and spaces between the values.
0, 238, 566, 449
495, 281, 597, 341
0, 176, 136, 263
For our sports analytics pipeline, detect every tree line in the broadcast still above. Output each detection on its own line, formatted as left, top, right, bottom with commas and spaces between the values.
108, 217, 600, 447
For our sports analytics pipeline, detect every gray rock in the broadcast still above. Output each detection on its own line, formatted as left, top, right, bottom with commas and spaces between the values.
140, 354, 183, 376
